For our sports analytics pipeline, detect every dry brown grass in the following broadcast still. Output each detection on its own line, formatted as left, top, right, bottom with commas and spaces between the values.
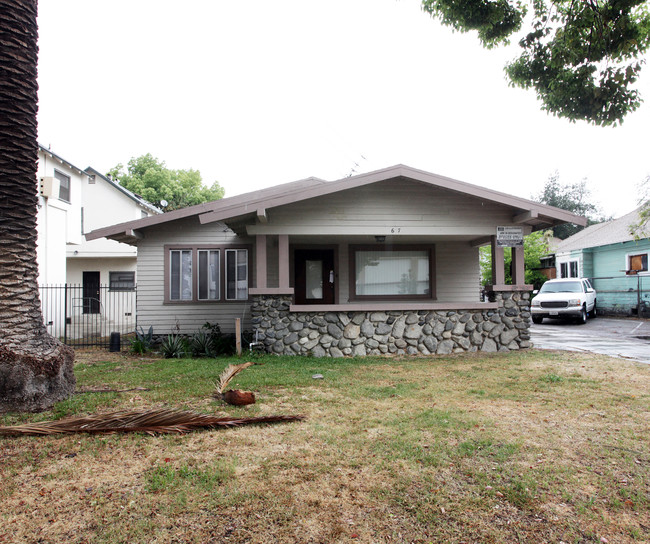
1, 349, 648, 543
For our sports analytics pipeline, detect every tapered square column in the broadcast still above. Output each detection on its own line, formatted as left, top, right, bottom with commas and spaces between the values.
256, 234, 267, 289
491, 236, 505, 286
511, 245, 525, 286
278, 234, 290, 289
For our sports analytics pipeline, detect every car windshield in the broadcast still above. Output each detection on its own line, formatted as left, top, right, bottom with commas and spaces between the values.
539, 281, 583, 294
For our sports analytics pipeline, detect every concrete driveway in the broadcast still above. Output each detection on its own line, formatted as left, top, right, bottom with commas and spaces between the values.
530, 316, 650, 364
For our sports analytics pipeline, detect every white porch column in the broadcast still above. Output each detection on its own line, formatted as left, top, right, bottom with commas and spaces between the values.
256, 234, 267, 289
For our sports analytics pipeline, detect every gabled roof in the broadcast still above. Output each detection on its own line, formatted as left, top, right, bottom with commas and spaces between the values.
86, 164, 587, 245
84, 166, 162, 215
555, 208, 646, 253
39, 144, 89, 176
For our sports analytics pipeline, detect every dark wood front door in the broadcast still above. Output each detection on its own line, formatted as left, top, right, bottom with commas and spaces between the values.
294, 249, 335, 305
82, 271, 100, 314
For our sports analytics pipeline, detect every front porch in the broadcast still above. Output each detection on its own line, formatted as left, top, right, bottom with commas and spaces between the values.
249, 233, 532, 356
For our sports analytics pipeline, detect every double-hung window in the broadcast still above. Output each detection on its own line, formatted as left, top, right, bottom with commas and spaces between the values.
170, 249, 193, 301
559, 259, 579, 278
166, 246, 249, 303
55, 170, 70, 202
226, 249, 248, 300
198, 249, 220, 300
350, 245, 435, 300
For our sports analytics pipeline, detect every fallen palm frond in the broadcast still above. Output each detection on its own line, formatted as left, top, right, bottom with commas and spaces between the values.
215, 362, 257, 405
215, 362, 255, 395
0, 408, 305, 437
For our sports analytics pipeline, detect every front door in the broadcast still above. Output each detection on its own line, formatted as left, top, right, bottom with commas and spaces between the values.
82, 271, 101, 314
294, 249, 335, 305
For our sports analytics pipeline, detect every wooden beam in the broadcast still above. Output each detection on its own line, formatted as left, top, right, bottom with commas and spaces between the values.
278, 235, 290, 289
256, 208, 268, 223
469, 236, 492, 248
256, 234, 267, 290
512, 210, 538, 224
491, 236, 505, 286
125, 229, 143, 239
511, 245, 526, 286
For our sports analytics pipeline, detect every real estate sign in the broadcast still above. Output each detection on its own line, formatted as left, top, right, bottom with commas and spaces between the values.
496, 226, 524, 247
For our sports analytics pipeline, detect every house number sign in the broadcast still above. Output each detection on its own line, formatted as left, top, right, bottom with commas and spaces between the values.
496, 226, 524, 247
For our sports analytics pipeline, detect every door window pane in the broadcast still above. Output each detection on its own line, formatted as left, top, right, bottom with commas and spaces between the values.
306, 260, 323, 299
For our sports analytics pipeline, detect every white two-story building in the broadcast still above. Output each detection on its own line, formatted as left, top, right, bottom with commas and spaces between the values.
36, 145, 161, 342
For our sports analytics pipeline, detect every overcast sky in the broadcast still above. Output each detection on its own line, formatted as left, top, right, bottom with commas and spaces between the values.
36, 0, 649, 218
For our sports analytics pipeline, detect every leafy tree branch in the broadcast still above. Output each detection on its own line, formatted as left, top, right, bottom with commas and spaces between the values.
421, 0, 650, 125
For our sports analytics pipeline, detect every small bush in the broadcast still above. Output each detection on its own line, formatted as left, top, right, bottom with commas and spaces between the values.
131, 325, 154, 354
161, 334, 187, 359
190, 331, 215, 357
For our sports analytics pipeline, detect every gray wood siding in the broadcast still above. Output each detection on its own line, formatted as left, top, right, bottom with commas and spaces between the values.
136, 217, 254, 334
263, 179, 515, 234
435, 242, 481, 302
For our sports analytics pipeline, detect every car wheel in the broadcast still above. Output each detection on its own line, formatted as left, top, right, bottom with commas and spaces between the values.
577, 306, 587, 324
590, 302, 597, 318
532, 316, 543, 325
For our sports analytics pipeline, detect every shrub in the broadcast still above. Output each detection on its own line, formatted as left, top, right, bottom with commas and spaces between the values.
160, 334, 187, 359
190, 331, 215, 357
131, 325, 154, 354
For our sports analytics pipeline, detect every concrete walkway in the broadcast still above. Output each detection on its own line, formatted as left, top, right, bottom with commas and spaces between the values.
530, 316, 650, 364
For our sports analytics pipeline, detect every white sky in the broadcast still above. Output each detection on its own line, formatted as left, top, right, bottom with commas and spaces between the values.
36, 0, 649, 218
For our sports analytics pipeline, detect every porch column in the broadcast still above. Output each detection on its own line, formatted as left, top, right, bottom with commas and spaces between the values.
511, 245, 525, 286
256, 234, 267, 289
491, 236, 505, 286
278, 234, 290, 289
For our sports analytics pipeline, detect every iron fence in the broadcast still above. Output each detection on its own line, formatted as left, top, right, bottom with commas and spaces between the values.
39, 284, 137, 348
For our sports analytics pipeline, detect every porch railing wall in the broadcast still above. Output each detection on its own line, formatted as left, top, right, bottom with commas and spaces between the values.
39, 284, 136, 348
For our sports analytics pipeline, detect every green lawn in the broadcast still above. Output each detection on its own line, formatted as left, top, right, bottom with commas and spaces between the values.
1, 349, 649, 543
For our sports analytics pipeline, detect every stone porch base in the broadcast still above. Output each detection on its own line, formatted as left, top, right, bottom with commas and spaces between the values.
251, 291, 531, 357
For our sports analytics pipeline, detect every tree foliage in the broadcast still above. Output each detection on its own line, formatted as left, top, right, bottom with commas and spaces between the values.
535, 172, 608, 239
421, 0, 650, 126
631, 174, 650, 238
480, 230, 553, 288
108, 154, 225, 212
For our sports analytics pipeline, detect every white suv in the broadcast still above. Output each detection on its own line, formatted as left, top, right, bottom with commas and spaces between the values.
531, 278, 597, 324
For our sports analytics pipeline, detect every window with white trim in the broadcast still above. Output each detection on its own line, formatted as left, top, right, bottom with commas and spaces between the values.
559, 259, 579, 278
627, 251, 649, 274
55, 170, 70, 202
226, 249, 248, 300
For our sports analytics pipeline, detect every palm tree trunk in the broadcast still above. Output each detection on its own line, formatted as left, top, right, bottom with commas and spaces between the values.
0, 0, 75, 412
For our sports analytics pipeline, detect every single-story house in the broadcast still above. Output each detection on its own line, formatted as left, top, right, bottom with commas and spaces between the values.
553, 208, 650, 316
87, 165, 585, 356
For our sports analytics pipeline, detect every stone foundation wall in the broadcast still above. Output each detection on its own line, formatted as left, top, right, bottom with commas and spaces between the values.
250, 291, 532, 357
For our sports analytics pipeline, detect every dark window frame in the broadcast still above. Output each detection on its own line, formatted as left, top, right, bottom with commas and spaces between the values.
164, 244, 252, 304
348, 244, 436, 302
54, 169, 71, 203
109, 271, 136, 292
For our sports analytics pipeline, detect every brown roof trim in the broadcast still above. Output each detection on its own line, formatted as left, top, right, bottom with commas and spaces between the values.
86, 165, 586, 243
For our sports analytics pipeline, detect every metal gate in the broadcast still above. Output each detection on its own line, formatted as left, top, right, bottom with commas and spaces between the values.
39, 284, 137, 348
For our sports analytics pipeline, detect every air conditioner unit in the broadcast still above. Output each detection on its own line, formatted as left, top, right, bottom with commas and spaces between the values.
39, 176, 60, 199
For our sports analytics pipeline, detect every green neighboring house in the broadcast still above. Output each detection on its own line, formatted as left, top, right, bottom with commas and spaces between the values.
553, 208, 650, 317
